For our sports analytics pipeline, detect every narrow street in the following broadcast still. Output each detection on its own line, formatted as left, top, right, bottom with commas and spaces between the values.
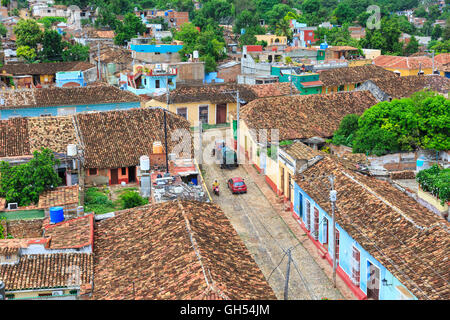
200, 128, 345, 300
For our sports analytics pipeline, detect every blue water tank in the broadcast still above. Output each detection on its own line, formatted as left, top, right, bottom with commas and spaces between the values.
50, 207, 64, 224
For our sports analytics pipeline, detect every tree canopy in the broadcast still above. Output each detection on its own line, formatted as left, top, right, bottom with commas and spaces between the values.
332, 91, 450, 156
0, 148, 61, 207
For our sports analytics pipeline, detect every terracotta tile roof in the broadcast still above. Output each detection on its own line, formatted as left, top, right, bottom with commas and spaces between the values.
435, 53, 450, 66
153, 84, 258, 104
0, 253, 93, 291
0, 85, 140, 109
93, 47, 132, 65
0, 61, 95, 76
281, 141, 321, 160
245, 82, 300, 97
374, 55, 433, 70
38, 186, 79, 209
368, 75, 450, 99
44, 214, 93, 250
92, 201, 275, 300
240, 91, 377, 141
301, 80, 323, 87
438, 62, 450, 73
0, 118, 30, 157
294, 156, 450, 300
319, 65, 397, 87
75, 108, 191, 169
27, 116, 77, 154
327, 46, 358, 51
3, 219, 44, 239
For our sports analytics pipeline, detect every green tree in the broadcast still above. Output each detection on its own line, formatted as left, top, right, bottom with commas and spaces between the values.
333, 2, 356, 25
41, 30, 64, 61
302, 0, 321, 14
331, 114, 360, 147
0, 148, 61, 206
404, 35, 419, 55
0, 24, 7, 37
120, 190, 147, 209
16, 45, 36, 62
349, 91, 450, 155
62, 42, 89, 61
113, 12, 146, 45
432, 24, 442, 41
14, 19, 43, 49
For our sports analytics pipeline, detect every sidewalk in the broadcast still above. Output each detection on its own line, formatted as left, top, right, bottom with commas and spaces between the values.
242, 163, 358, 300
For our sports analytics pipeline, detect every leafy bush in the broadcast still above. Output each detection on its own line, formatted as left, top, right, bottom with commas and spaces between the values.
416, 165, 450, 206
120, 191, 147, 209
0, 148, 61, 206
333, 91, 450, 155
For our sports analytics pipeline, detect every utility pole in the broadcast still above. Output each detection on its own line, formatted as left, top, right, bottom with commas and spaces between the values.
290, 65, 293, 96
284, 248, 292, 300
329, 175, 337, 288
97, 42, 101, 81
236, 90, 240, 163
432, 50, 435, 74
164, 75, 169, 173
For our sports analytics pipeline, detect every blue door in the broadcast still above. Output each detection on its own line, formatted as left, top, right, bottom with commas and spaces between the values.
297, 192, 303, 219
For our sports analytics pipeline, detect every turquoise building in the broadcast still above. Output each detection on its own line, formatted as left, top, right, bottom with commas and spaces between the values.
271, 66, 322, 95
55, 71, 87, 87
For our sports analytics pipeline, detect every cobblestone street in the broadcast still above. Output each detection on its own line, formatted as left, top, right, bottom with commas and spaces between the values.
200, 128, 349, 300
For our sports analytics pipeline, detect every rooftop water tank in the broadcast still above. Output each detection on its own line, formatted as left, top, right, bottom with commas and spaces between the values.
50, 206, 64, 224
140, 155, 150, 171
153, 141, 163, 154
67, 144, 77, 156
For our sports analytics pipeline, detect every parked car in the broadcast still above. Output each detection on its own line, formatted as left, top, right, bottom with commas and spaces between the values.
228, 177, 247, 194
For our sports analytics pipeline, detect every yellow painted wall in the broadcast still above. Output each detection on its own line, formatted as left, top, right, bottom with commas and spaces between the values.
382, 67, 433, 76
278, 161, 295, 200
348, 59, 372, 67
40, 74, 54, 84
145, 99, 236, 126
7, 289, 74, 300
322, 83, 355, 94
255, 34, 287, 45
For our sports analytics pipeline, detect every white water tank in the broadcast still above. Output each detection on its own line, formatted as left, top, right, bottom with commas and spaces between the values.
193, 50, 199, 59
67, 144, 77, 156
140, 155, 150, 171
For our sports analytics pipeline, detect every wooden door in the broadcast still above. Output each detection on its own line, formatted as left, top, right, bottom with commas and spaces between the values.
216, 104, 227, 124
367, 262, 380, 300
128, 166, 136, 183
313, 207, 319, 240
305, 200, 311, 230
280, 168, 284, 196
352, 246, 361, 287
110, 168, 119, 185
287, 173, 292, 201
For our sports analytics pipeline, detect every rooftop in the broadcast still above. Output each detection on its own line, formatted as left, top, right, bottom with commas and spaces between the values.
75, 107, 191, 169
366, 75, 450, 99
92, 201, 276, 299
240, 91, 378, 141
0, 61, 95, 76
0, 85, 140, 110
374, 55, 434, 70
318, 65, 398, 87
44, 214, 94, 250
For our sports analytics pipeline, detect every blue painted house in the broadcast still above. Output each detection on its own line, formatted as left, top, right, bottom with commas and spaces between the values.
123, 64, 177, 96
55, 71, 87, 87
0, 85, 141, 119
290, 146, 448, 300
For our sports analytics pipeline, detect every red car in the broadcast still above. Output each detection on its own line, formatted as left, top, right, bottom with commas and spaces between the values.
228, 177, 247, 194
